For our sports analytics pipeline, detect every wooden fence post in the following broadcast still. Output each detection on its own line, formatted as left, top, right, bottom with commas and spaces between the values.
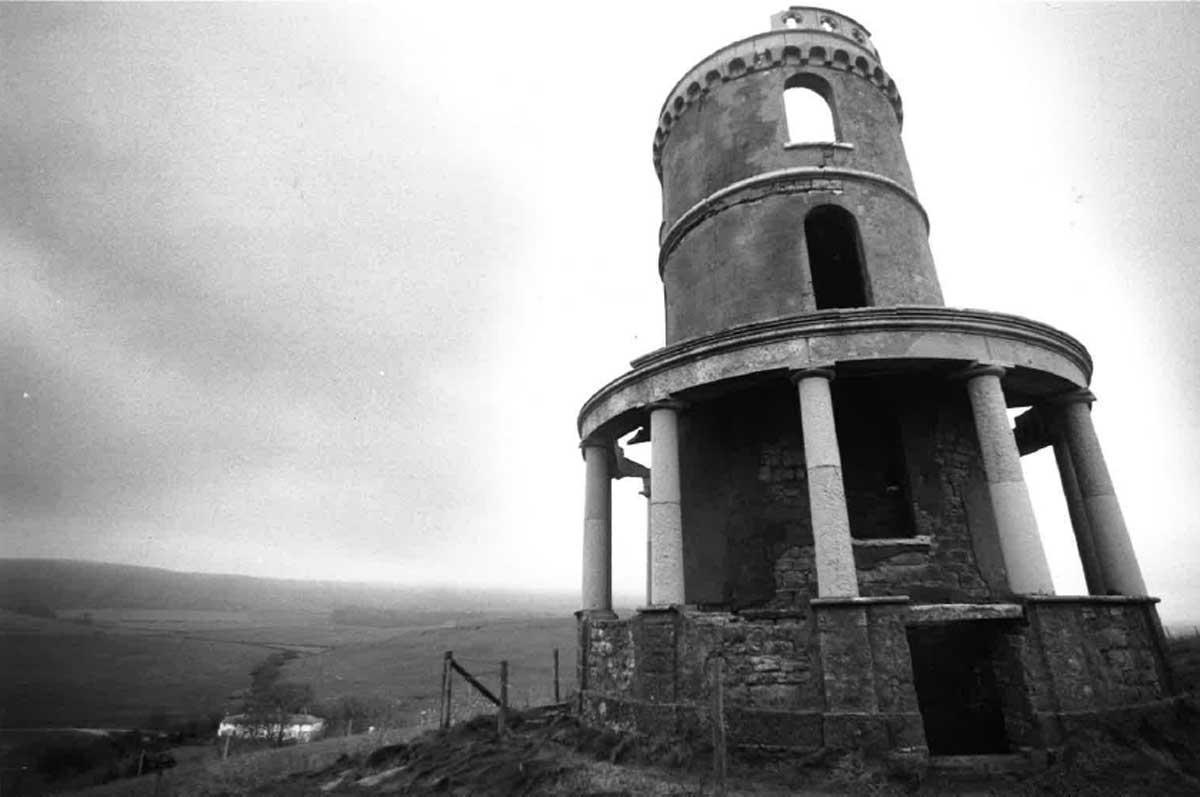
440, 651, 453, 730
712, 657, 727, 795
553, 648, 560, 703
498, 660, 509, 736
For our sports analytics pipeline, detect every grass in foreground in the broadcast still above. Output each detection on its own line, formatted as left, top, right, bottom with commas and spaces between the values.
152, 696, 1200, 796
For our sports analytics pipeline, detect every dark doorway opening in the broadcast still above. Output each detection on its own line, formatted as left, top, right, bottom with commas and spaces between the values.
806, 205, 869, 309
907, 622, 1010, 755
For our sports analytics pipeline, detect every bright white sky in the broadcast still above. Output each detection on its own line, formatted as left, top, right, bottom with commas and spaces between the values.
3, 2, 1198, 624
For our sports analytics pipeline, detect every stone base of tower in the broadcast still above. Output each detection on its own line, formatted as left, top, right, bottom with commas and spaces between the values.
575, 597, 1174, 757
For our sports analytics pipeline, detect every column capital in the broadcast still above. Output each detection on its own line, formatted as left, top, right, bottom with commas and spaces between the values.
789, 364, 836, 383
1045, 388, 1097, 407
952, 361, 1010, 381
646, 398, 688, 413
579, 437, 618, 468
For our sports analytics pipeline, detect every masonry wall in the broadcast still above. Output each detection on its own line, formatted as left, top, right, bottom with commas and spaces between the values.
679, 377, 1001, 608
1014, 599, 1175, 743
679, 381, 811, 608
579, 604, 925, 751
663, 187, 936, 343
855, 378, 1004, 602
658, 64, 915, 224
581, 609, 827, 746
579, 601, 1175, 754
658, 57, 941, 345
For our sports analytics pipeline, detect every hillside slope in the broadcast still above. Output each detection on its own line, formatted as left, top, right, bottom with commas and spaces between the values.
0, 559, 575, 615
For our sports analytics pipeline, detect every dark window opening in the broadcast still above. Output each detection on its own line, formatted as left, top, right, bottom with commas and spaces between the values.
806, 205, 869, 309
907, 623, 1012, 755
832, 379, 915, 539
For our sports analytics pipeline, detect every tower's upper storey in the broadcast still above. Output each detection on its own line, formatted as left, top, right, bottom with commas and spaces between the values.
656, 7, 944, 345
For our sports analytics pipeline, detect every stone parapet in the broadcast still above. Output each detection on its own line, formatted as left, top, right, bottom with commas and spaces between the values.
653, 29, 901, 178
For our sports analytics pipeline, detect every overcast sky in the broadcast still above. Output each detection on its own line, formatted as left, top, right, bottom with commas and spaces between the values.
3, 2, 1198, 623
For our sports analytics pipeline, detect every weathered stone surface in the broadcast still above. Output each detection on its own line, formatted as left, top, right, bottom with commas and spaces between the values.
575, 7, 1169, 762
907, 603, 1023, 625
1022, 598, 1171, 713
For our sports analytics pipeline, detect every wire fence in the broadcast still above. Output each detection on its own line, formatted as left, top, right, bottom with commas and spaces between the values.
436, 648, 565, 731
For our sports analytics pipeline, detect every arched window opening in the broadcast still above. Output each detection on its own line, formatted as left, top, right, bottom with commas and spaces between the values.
783, 74, 837, 143
805, 205, 869, 309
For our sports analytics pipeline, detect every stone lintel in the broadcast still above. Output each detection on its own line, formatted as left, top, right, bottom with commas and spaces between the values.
851, 535, 931, 548
636, 603, 688, 614
737, 607, 811, 621
906, 603, 1024, 625
810, 595, 911, 608
1021, 594, 1160, 606
575, 609, 619, 621
783, 141, 856, 151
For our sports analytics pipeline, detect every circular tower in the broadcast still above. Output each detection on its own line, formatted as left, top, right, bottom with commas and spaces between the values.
656, 6, 939, 344
575, 7, 1171, 759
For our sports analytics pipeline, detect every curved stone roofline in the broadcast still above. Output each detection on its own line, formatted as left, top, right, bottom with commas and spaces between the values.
577, 306, 1093, 439
658, 166, 928, 271
652, 30, 902, 178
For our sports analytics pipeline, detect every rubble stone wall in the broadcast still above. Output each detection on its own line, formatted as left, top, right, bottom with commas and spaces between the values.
679, 378, 1000, 609
579, 604, 925, 751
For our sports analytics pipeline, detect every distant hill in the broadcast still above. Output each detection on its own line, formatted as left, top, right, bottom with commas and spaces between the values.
0, 558, 577, 616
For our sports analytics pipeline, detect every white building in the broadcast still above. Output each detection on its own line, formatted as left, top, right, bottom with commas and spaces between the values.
217, 713, 326, 743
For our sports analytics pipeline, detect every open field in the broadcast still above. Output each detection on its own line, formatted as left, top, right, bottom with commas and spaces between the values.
0, 607, 575, 730
282, 614, 579, 729
0, 604, 578, 794
0, 617, 268, 728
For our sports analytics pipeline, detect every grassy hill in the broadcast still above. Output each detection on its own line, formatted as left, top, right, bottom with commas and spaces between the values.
0, 559, 580, 732
0, 558, 576, 616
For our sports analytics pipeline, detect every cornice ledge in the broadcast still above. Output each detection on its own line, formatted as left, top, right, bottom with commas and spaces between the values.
658, 167, 927, 269
632, 307, 1091, 372
577, 307, 1093, 436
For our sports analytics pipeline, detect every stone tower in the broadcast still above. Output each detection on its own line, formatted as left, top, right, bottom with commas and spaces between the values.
576, 7, 1174, 757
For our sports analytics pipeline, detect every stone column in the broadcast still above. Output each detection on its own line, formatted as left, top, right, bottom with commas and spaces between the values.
1050, 432, 1105, 595
649, 402, 686, 605
639, 476, 652, 606
1056, 391, 1148, 596
793, 368, 858, 598
961, 364, 1055, 595
580, 439, 613, 614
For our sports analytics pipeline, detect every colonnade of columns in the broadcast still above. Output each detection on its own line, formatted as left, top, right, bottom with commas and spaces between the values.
579, 363, 1148, 614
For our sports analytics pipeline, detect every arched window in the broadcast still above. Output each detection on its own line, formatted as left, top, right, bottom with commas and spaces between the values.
783, 73, 837, 143
805, 205, 869, 308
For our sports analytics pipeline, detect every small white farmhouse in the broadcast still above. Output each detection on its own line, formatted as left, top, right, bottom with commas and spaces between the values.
217, 713, 326, 743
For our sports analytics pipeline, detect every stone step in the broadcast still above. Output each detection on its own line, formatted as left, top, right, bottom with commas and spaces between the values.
927, 751, 1047, 776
